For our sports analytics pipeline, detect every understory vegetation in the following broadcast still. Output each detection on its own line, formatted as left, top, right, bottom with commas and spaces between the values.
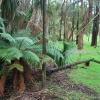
47, 41, 100, 100
0, 0, 100, 100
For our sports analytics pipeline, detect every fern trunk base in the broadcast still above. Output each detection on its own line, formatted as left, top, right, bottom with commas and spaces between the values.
0, 71, 7, 97
13, 69, 19, 91
18, 72, 26, 92
24, 65, 34, 84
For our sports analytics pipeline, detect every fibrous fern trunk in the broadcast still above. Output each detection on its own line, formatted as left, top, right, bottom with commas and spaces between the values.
0, 70, 7, 97
13, 60, 26, 92
24, 65, 34, 84
18, 71, 26, 92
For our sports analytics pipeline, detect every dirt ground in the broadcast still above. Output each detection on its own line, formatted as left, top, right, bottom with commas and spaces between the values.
1, 69, 100, 100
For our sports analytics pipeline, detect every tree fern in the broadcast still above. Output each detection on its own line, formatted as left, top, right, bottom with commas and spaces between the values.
22, 51, 40, 64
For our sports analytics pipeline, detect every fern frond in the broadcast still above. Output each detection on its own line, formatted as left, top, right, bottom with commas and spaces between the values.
15, 37, 34, 48
9, 64, 23, 72
46, 33, 58, 42
46, 42, 64, 61
0, 33, 15, 44
22, 51, 40, 64
39, 54, 56, 67
31, 32, 43, 44
0, 47, 22, 63
0, 40, 10, 48
0, 17, 6, 33
30, 44, 42, 53
14, 28, 31, 37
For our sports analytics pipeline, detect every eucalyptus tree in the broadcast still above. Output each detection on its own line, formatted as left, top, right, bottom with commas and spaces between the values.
47, 0, 61, 36
91, 0, 100, 46
77, 0, 93, 50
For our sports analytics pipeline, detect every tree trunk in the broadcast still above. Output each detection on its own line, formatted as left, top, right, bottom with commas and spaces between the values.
42, 0, 47, 87
91, 5, 99, 47
78, 0, 92, 49
26, 2, 43, 36
76, 0, 79, 45
78, 29, 84, 49
59, 18, 62, 40
64, 18, 68, 41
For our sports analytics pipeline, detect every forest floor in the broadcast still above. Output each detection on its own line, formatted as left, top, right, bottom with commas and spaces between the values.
1, 42, 100, 100
1, 68, 100, 100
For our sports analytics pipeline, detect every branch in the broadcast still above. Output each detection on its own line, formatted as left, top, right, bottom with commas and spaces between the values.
77, 11, 100, 36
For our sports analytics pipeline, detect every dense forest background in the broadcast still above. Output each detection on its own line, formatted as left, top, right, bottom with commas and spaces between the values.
0, 0, 100, 99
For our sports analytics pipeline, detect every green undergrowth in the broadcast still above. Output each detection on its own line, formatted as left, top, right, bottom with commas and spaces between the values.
47, 42, 100, 100
68, 42, 100, 95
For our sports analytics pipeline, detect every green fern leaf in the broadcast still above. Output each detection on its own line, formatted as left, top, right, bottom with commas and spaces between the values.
15, 37, 34, 48
14, 28, 31, 37
0, 47, 23, 63
0, 33, 15, 44
0, 40, 10, 48
46, 42, 64, 59
9, 64, 23, 72
39, 54, 56, 66
22, 51, 40, 64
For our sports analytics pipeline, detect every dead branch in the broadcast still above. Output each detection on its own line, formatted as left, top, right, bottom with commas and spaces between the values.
46, 58, 94, 74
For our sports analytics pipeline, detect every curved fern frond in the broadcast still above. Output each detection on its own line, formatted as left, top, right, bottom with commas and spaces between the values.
30, 44, 42, 53
46, 33, 58, 42
0, 40, 10, 48
0, 33, 15, 44
46, 42, 64, 66
0, 47, 22, 63
38, 54, 56, 67
15, 37, 34, 48
22, 51, 40, 64
14, 28, 31, 37
9, 64, 23, 72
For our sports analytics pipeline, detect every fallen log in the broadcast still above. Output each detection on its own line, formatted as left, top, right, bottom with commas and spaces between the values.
46, 58, 94, 75
93, 59, 100, 64
65, 58, 94, 68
